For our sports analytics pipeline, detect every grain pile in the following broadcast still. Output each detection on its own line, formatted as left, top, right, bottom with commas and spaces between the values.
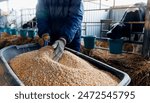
9, 46, 120, 86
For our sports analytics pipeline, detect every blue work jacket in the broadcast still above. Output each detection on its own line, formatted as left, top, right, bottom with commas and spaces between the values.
36, 0, 84, 51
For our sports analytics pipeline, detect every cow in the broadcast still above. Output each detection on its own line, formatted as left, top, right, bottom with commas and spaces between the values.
22, 17, 37, 29
107, 2, 146, 54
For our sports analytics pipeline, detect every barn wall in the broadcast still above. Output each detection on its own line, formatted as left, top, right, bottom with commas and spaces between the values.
82, 2, 110, 37
109, 8, 126, 22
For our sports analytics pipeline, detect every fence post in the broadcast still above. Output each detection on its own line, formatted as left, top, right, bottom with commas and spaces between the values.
142, 0, 150, 59
85, 22, 87, 35
20, 9, 23, 27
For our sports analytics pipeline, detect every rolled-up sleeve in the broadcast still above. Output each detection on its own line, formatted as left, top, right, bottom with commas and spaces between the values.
60, 0, 84, 43
36, 0, 51, 37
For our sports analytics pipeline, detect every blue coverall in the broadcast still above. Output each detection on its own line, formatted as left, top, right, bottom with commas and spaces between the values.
36, 0, 84, 51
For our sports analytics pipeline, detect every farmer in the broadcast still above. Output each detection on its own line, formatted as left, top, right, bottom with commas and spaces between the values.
36, 0, 84, 61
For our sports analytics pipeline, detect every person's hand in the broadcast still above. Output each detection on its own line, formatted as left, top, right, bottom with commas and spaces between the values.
52, 38, 66, 61
38, 33, 50, 47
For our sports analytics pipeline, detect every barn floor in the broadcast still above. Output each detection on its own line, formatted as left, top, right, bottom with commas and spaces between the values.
81, 41, 150, 86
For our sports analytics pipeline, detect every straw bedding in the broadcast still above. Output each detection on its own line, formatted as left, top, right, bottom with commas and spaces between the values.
0, 33, 39, 49
89, 48, 150, 86
9, 46, 120, 86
